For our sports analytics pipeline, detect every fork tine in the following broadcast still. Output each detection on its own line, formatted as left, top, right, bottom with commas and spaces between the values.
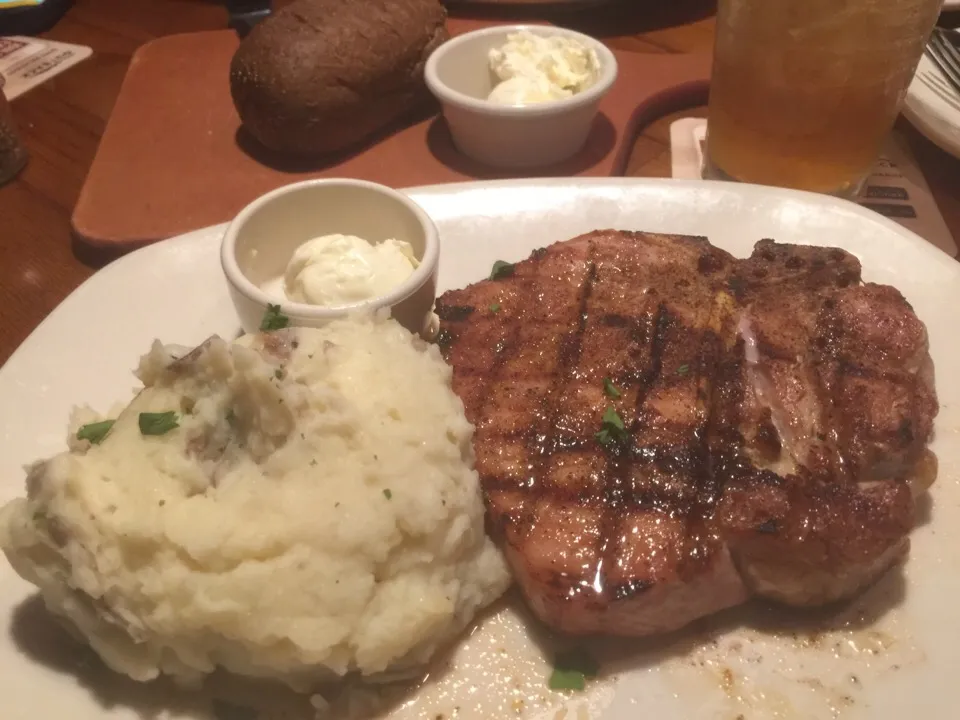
935, 28, 960, 59
932, 31, 960, 80
924, 46, 960, 95
919, 71, 960, 112
926, 34, 960, 95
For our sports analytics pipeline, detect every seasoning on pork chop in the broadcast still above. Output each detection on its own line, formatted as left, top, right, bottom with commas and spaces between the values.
436, 231, 938, 637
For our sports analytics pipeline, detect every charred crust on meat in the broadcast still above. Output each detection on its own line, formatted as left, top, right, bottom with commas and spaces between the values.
754, 409, 782, 461
612, 578, 654, 600
435, 230, 937, 633
698, 252, 726, 275
756, 519, 779, 534
727, 275, 747, 300
436, 304, 475, 322
602, 313, 630, 328
531, 247, 547, 259
897, 419, 914, 444
837, 270, 859, 287
436, 328, 454, 352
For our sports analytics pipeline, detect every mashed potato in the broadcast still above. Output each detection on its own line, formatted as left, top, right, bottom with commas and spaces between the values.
0, 312, 510, 690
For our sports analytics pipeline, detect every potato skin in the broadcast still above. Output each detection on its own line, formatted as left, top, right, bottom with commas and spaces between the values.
230, 0, 448, 155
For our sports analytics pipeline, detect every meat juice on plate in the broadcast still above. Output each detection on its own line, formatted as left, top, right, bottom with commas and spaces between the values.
705, 0, 942, 195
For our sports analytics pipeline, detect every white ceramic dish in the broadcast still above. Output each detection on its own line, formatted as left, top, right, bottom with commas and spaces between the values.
424, 25, 617, 168
904, 51, 960, 160
2, 178, 959, 720
221, 178, 440, 337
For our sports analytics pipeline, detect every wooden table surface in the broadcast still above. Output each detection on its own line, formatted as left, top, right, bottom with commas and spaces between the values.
1, 0, 959, 367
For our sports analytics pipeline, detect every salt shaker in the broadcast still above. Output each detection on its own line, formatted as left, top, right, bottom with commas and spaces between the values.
0, 73, 28, 187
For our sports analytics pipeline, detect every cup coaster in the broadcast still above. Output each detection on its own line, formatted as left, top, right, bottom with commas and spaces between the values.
669, 117, 958, 257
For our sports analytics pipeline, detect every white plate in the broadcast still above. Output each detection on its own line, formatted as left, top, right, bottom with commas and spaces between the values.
2, 178, 959, 720
904, 52, 960, 160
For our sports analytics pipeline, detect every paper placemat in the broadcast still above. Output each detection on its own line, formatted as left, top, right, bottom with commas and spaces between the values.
0, 35, 92, 99
670, 117, 958, 257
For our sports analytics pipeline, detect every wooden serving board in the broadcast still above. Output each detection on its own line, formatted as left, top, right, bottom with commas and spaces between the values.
72, 18, 710, 252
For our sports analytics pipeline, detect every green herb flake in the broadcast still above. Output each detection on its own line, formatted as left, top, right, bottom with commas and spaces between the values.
489, 303, 501, 313
595, 406, 628, 447
76, 419, 115, 445
548, 647, 598, 692
138, 411, 180, 437
260, 303, 289, 332
549, 668, 586, 691
274, 368, 284, 380
602, 378, 621, 399
383, 489, 393, 500
489, 260, 515, 280
677, 364, 690, 375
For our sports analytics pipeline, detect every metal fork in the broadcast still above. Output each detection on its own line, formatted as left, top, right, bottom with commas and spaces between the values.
925, 28, 960, 97
917, 69, 960, 112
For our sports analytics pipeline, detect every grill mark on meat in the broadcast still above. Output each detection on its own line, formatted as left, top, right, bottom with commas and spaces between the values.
439, 232, 938, 634
518, 254, 599, 597
436, 304, 475, 322
538, 257, 596, 449
809, 295, 856, 485
443, 248, 553, 519
597, 303, 670, 601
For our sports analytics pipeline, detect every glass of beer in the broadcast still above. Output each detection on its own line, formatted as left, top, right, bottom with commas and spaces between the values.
705, 0, 942, 197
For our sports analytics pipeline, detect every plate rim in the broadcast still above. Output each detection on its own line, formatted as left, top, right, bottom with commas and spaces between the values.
5, 177, 956, 380
1, 175, 959, 719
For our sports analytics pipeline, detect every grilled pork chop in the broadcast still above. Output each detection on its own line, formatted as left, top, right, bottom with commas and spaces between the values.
436, 231, 937, 636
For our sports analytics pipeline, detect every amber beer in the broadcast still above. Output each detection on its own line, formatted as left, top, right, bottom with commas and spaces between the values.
705, 0, 942, 196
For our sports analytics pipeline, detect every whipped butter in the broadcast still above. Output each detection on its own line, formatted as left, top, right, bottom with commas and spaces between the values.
263, 234, 419, 307
487, 30, 601, 106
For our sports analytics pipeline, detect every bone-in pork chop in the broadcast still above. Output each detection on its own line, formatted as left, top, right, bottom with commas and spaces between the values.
436, 231, 937, 636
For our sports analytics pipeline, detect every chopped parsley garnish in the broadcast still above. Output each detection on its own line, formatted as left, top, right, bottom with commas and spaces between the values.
489, 303, 501, 313
383, 489, 393, 500
274, 368, 284, 380
489, 260, 515, 280
548, 647, 599, 691
138, 411, 180, 436
260, 303, 289, 331
595, 406, 628, 447
602, 378, 621, 399
677, 364, 690, 375
76, 419, 115, 445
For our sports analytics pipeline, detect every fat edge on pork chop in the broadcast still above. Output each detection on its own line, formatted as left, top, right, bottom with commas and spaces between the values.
436, 231, 938, 637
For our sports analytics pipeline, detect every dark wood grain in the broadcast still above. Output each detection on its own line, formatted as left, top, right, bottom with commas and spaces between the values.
0, 0, 957, 367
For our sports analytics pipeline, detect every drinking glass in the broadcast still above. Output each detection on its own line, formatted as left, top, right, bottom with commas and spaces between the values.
704, 0, 943, 197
